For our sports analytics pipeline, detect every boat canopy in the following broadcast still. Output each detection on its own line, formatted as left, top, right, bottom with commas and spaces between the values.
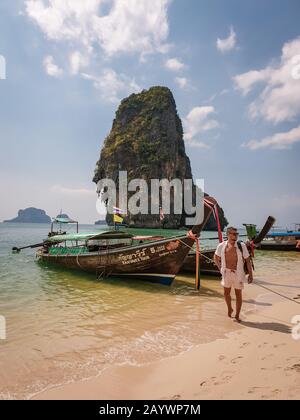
46, 231, 134, 243
132, 235, 164, 241
267, 232, 300, 238
53, 217, 77, 224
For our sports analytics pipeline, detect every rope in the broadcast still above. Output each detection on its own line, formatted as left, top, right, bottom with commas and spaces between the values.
195, 237, 200, 290
213, 205, 223, 243
177, 237, 194, 251
76, 253, 84, 270
177, 237, 217, 264
200, 252, 215, 263
181, 233, 299, 305
254, 282, 300, 305
187, 230, 198, 240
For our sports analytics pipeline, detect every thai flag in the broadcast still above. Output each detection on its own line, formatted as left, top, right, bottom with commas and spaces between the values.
113, 206, 126, 216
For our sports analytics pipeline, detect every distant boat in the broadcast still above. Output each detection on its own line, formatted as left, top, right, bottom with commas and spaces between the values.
259, 226, 300, 251
48, 215, 79, 237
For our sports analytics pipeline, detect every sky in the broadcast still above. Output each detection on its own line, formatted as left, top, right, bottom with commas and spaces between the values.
0, 0, 299, 227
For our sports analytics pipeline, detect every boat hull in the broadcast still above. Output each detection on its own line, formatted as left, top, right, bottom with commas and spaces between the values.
181, 250, 221, 276
259, 242, 300, 251
37, 236, 194, 285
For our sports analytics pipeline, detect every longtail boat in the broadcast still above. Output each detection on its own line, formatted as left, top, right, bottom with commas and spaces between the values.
181, 249, 218, 276
258, 230, 300, 251
14, 197, 218, 286
181, 216, 276, 276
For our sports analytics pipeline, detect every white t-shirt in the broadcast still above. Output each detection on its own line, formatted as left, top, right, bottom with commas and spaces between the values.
215, 241, 250, 282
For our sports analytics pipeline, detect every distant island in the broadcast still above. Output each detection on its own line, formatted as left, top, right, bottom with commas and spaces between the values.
4, 208, 51, 223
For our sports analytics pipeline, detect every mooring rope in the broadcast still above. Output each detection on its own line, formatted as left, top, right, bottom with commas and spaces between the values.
253, 282, 300, 305
177, 238, 217, 264
175, 237, 300, 305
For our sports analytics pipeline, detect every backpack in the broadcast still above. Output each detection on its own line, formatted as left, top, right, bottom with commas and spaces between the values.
237, 241, 254, 275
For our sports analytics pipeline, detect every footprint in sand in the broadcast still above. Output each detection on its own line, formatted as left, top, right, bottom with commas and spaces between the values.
258, 343, 268, 348
212, 371, 235, 386
231, 356, 243, 364
261, 365, 281, 372
204, 376, 224, 387
287, 364, 300, 373
248, 386, 280, 399
219, 355, 226, 361
240, 342, 250, 349
201, 377, 216, 386
262, 389, 281, 399
221, 375, 233, 382
273, 343, 287, 348
272, 389, 281, 395
171, 394, 181, 400
248, 386, 264, 394
261, 354, 274, 361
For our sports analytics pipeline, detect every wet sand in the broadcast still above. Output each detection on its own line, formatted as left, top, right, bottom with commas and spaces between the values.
33, 276, 300, 400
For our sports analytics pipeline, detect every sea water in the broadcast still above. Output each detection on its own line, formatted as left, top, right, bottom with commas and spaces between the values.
0, 223, 299, 399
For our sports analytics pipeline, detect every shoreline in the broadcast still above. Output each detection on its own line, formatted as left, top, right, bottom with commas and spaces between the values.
32, 279, 300, 400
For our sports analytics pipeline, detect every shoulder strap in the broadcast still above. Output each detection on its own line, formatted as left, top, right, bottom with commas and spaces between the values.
237, 241, 243, 254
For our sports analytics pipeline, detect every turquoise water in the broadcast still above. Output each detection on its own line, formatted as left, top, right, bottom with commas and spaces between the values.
0, 223, 299, 399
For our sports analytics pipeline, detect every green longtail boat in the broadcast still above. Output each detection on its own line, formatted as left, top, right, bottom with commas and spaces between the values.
33, 197, 219, 285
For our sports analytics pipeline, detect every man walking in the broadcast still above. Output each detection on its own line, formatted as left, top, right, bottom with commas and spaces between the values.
214, 227, 253, 322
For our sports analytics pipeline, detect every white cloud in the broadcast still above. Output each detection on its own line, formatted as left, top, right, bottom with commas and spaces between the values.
25, 1, 171, 100
233, 37, 300, 124
216, 26, 237, 53
233, 69, 271, 96
206, 88, 230, 103
165, 57, 185, 72
175, 77, 188, 89
70, 51, 89, 75
25, 0, 171, 57
185, 140, 210, 149
81, 69, 141, 103
50, 185, 96, 196
43, 55, 63, 77
243, 125, 300, 150
183, 106, 219, 148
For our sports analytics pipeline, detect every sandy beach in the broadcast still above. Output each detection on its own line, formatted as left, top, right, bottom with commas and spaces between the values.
32, 274, 300, 400
1, 0, 300, 403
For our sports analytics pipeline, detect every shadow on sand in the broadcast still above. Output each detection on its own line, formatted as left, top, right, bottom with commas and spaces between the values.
241, 321, 291, 334
243, 299, 272, 307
